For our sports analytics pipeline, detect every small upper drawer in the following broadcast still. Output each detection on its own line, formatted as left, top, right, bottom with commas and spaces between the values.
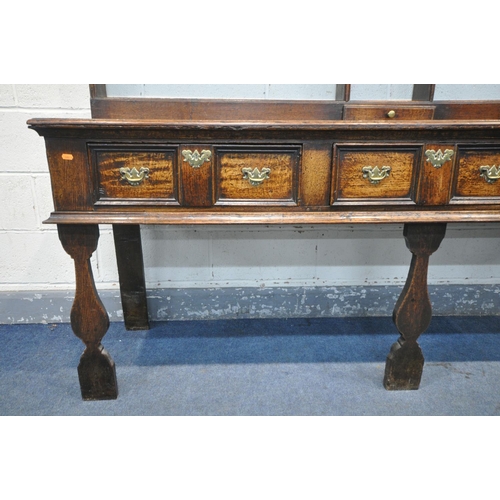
91, 146, 178, 205
452, 147, 500, 202
215, 146, 300, 206
332, 145, 420, 205
344, 104, 435, 121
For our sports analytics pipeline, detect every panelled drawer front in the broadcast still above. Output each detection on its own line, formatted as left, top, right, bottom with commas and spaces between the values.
344, 105, 435, 121
92, 146, 178, 204
179, 145, 214, 207
416, 144, 456, 206
453, 147, 500, 201
215, 146, 300, 205
332, 146, 419, 205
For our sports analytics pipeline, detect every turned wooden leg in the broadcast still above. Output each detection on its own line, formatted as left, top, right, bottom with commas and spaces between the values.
113, 224, 150, 331
58, 224, 118, 400
384, 223, 447, 390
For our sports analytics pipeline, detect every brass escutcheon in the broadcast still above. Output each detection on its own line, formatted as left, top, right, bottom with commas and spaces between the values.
182, 149, 212, 168
362, 166, 391, 184
425, 148, 454, 168
119, 166, 150, 186
242, 167, 271, 186
479, 165, 500, 184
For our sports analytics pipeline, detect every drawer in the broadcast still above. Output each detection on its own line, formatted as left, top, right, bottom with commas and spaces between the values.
415, 144, 456, 205
215, 146, 300, 206
179, 145, 214, 207
332, 145, 419, 205
452, 147, 500, 202
344, 104, 435, 121
91, 146, 178, 205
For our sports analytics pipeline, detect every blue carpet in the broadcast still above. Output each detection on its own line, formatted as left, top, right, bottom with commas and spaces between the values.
1, 316, 500, 415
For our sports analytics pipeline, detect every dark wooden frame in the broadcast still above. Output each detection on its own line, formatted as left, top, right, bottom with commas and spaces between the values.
88, 84, 500, 120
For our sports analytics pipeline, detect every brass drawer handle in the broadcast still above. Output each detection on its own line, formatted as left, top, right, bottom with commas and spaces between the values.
362, 166, 391, 184
387, 110, 396, 118
425, 148, 454, 168
242, 167, 271, 186
182, 149, 212, 168
479, 165, 500, 184
119, 166, 150, 186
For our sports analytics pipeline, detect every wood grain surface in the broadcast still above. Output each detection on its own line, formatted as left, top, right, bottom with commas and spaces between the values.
94, 148, 177, 201
216, 148, 299, 205
454, 147, 500, 199
334, 147, 417, 203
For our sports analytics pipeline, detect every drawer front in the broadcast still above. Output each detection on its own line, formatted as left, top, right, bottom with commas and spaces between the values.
215, 146, 300, 205
92, 146, 178, 204
332, 146, 419, 205
452, 147, 500, 201
344, 105, 435, 121
179, 145, 214, 207
416, 144, 456, 205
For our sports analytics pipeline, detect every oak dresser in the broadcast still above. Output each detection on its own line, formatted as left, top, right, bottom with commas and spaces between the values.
28, 84, 500, 400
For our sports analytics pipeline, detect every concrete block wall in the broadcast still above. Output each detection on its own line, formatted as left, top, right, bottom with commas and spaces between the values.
1, 84, 500, 323
0, 85, 91, 294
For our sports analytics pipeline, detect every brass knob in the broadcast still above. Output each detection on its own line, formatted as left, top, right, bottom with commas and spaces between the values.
387, 110, 396, 118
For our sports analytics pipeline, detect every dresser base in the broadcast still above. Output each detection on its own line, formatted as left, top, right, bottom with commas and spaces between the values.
27, 117, 500, 401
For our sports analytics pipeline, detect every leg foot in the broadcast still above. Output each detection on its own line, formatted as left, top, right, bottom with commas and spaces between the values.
383, 338, 424, 390
383, 223, 446, 390
78, 344, 118, 400
58, 224, 118, 400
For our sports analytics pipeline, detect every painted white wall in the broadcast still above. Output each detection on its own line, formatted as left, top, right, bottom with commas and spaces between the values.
1, 84, 499, 294
107, 84, 500, 101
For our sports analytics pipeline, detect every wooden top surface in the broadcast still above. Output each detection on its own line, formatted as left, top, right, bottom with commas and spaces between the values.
27, 118, 500, 131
